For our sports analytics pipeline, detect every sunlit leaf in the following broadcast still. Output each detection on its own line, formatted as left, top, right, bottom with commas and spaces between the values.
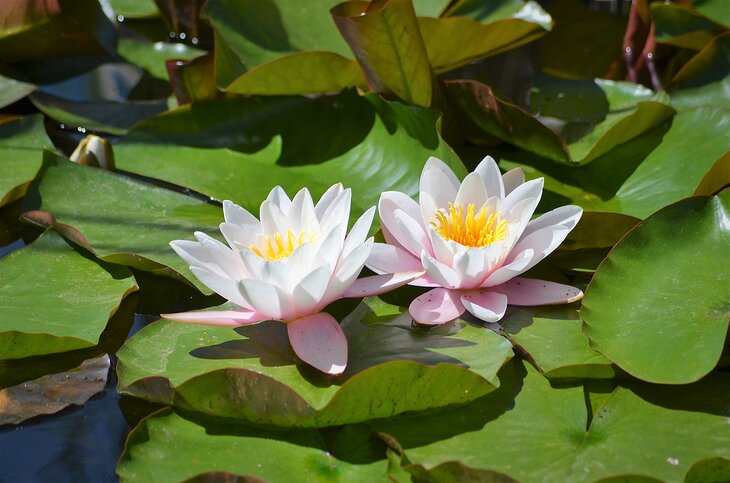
582, 191, 730, 384
117, 298, 514, 427
0, 230, 137, 359
117, 39, 205, 81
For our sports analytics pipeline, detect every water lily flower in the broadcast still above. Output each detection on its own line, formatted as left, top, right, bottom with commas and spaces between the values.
163, 184, 420, 375
366, 156, 584, 325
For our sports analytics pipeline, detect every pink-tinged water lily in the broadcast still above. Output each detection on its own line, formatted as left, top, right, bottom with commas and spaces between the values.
163, 184, 420, 375
367, 156, 584, 325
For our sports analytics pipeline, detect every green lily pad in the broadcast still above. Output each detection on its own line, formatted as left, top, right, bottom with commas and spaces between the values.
0, 115, 54, 207
117, 298, 514, 427
0, 73, 35, 110
502, 305, 616, 379
332, 0, 433, 106
117, 409, 388, 482
377, 361, 730, 482
117, 39, 205, 81
651, 3, 725, 50
0, 230, 137, 360
113, 91, 464, 219
22, 152, 224, 293
447, 0, 551, 29
695, 151, 730, 196
669, 33, 730, 111
582, 191, 730, 384
110, 0, 159, 18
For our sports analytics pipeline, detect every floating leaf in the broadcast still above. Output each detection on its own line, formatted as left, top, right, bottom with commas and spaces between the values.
695, 151, 730, 196
118, 409, 388, 481
0, 230, 137, 360
332, 0, 433, 106
0, 355, 109, 425
0, 115, 54, 207
22, 152, 223, 293
651, 3, 725, 50
582, 191, 730, 384
117, 298, 513, 427
117, 39, 205, 81
377, 361, 730, 482
0, 72, 35, 110
502, 306, 615, 379
113, 91, 464, 220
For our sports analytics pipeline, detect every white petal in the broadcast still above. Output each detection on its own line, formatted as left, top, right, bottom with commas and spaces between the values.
259, 199, 289, 236
365, 243, 422, 275
520, 205, 583, 240
454, 171, 488, 209
428, 226, 457, 266
292, 265, 332, 314
343, 270, 425, 298
193, 232, 246, 280
189, 266, 250, 308
502, 177, 543, 215
507, 226, 573, 275
319, 188, 351, 236
394, 209, 432, 258
313, 222, 346, 273
491, 277, 583, 306
421, 251, 461, 288
481, 248, 535, 287
170, 240, 225, 277
315, 183, 344, 221
237, 244, 265, 279
419, 156, 460, 225
474, 155, 504, 200
322, 238, 373, 304
266, 186, 292, 213
379, 190, 423, 249
501, 167, 525, 195
287, 312, 347, 375
239, 279, 289, 320
161, 309, 268, 326
451, 249, 489, 289
342, 206, 375, 258
289, 187, 318, 234
223, 200, 259, 227
260, 259, 295, 292
219, 222, 261, 249
460, 290, 508, 322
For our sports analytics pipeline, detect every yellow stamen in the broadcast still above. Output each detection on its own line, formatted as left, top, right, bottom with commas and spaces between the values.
432, 202, 508, 247
250, 229, 316, 261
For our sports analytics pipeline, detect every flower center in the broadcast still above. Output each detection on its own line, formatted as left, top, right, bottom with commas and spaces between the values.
432, 202, 508, 248
250, 230, 316, 261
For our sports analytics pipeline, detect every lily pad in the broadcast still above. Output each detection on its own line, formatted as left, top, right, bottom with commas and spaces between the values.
0, 73, 35, 110
502, 305, 616, 379
113, 91, 464, 219
116, 298, 514, 427
0, 230, 137, 360
0, 355, 109, 425
582, 191, 730, 384
22, 152, 224, 292
0, 115, 54, 207
377, 361, 730, 482
117, 39, 205, 81
118, 409, 388, 481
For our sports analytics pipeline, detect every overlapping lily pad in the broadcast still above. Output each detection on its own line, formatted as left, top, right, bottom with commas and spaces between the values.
113, 91, 464, 218
582, 190, 730, 384
117, 409, 388, 482
0, 230, 136, 360
0, 115, 54, 207
502, 305, 616, 379
117, 298, 514, 427
377, 361, 730, 482
22, 152, 223, 292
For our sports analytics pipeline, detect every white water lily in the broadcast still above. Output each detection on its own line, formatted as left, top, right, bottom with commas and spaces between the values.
163, 184, 419, 375
367, 156, 584, 325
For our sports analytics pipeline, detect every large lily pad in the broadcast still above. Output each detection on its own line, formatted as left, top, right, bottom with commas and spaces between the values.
0, 230, 137, 360
113, 91, 464, 218
22, 152, 223, 292
377, 361, 730, 482
117, 298, 514, 427
582, 191, 730, 384
0, 115, 54, 207
502, 305, 616, 379
118, 409, 387, 482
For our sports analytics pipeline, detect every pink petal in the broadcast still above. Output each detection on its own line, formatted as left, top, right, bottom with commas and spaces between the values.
287, 312, 348, 375
492, 277, 583, 306
343, 270, 425, 298
161, 309, 269, 326
394, 209, 433, 257
366, 243, 423, 275
422, 252, 461, 288
378, 191, 422, 250
419, 157, 460, 224
520, 205, 583, 240
410, 274, 442, 287
409, 287, 466, 325
454, 172, 488, 210
460, 290, 508, 323
481, 248, 535, 287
